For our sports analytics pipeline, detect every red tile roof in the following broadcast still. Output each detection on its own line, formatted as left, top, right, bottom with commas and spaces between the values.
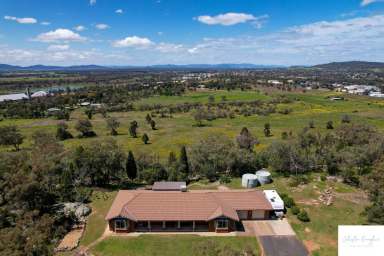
106, 190, 273, 222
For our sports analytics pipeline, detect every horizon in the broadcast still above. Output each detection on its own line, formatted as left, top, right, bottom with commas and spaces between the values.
1, 60, 382, 69
1, 0, 384, 66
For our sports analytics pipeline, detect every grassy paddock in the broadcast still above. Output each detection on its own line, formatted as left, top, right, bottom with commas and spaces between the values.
92, 235, 259, 256
1, 90, 384, 160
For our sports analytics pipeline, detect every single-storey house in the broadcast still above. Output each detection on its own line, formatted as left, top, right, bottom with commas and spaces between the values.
105, 190, 274, 233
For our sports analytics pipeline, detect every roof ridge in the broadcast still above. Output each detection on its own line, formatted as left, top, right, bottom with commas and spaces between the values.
119, 191, 142, 220
208, 193, 239, 221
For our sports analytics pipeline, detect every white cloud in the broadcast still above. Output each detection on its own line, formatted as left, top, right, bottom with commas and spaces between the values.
47, 44, 70, 51
112, 36, 154, 48
361, 0, 384, 6
4, 15, 37, 24
95, 24, 109, 30
35, 29, 86, 43
3, 15, 384, 66
90, 0, 96, 6
185, 15, 384, 65
74, 25, 86, 32
196, 12, 267, 27
157, 31, 163, 36
115, 9, 123, 14
40, 21, 50, 26
155, 43, 184, 53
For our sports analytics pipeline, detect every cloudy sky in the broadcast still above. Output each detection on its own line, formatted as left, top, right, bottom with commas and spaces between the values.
0, 0, 384, 66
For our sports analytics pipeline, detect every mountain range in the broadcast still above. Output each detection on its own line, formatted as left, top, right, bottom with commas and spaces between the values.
0, 61, 383, 72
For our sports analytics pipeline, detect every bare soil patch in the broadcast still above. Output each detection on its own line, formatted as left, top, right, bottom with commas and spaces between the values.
303, 240, 320, 253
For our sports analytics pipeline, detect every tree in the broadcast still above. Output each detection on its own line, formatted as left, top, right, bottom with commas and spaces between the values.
75, 119, 96, 137
363, 157, 384, 224
208, 95, 215, 104
193, 108, 207, 127
0, 125, 23, 151
341, 114, 351, 123
129, 121, 138, 138
142, 133, 149, 144
179, 146, 189, 176
326, 121, 334, 129
56, 121, 73, 140
126, 151, 137, 180
106, 117, 120, 136
168, 151, 177, 166
145, 113, 152, 124
308, 120, 315, 129
72, 138, 125, 186
84, 108, 93, 119
100, 107, 107, 118
150, 119, 157, 130
264, 123, 271, 137
236, 127, 258, 151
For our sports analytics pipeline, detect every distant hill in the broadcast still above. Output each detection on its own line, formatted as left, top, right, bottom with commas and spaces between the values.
0, 64, 109, 72
313, 61, 384, 70
0, 63, 284, 72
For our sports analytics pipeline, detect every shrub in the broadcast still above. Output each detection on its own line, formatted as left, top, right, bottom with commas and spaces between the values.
297, 209, 310, 222
341, 114, 351, 123
291, 205, 300, 215
308, 120, 315, 128
320, 174, 327, 182
219, 175, 231, 184
280, 193, 296, 208
288, 175, 309, 187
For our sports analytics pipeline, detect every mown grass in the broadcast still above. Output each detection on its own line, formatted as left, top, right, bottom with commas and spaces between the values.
92, 235, 259, 256
80, 190, 117, 246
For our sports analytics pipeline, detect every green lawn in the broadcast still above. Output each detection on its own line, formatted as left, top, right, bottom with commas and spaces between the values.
92, 235, 259, 256
80, 190, 117, 246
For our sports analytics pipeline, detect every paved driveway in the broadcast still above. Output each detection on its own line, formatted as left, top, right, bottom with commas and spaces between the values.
259, 236, 309, 256
242, 220, 309, 256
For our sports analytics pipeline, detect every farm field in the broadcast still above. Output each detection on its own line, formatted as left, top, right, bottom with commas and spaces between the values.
1, 89, 384, 160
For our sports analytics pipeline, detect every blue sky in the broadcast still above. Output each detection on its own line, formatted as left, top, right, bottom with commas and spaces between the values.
0, 0, 384, 66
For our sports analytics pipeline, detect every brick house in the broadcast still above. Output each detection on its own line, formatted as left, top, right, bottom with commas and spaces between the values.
105, 190, 274, 233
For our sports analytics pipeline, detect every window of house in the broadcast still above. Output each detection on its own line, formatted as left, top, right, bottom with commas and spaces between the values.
216, 219, 228, 229
115, 219, 127, 229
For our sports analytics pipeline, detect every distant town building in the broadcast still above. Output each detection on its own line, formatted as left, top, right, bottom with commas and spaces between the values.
0, 93, 28, 102
31, 91, 48, 98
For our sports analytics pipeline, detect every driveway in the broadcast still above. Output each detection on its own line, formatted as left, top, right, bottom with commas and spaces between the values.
259, 236, 309, 256
242, 220, 309, 256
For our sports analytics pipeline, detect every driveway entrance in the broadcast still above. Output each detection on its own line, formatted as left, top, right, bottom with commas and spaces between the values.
242, 219, 308, 256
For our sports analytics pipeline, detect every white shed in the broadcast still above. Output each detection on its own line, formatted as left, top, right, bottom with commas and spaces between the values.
241, 174, 258, 188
